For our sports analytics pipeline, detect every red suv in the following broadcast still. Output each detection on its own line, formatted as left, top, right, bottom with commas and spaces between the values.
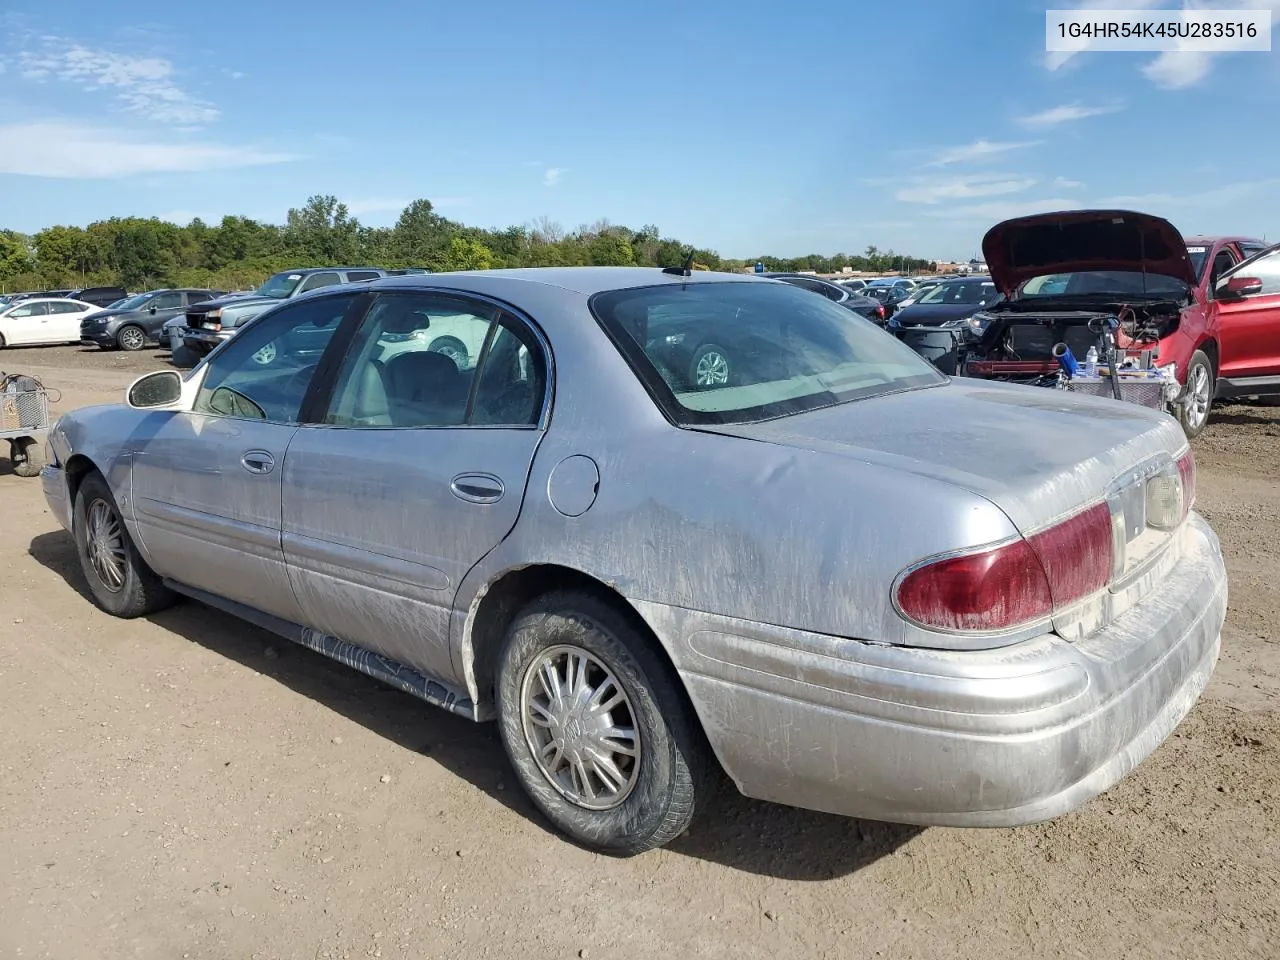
962, 210, 1280, 437
1158, 234, 1279, 435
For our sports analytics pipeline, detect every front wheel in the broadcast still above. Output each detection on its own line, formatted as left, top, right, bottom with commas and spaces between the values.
73, 471, 175, 618
116, 325, 147, 351
1178, 350, 1214, 439
495, 591, 711, 855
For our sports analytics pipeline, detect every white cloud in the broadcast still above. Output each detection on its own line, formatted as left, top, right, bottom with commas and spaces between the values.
0, 122, 300, 178
1053, 176, 1085, 189
1016, 102, 1122, 127
895, 174, 1038, 205
922, 140, 1041, 168
1097, 179, 1280, 208
543, 167, 567, 187
922, 197, 1084, 221
18, 37, 217, 125
1044, 0, 1163, 71
346, 198, 411, 215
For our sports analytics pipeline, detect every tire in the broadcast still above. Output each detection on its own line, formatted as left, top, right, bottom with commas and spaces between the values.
116, 325, 147, 351
0, 332, 7, 348
73, 471, 175, 618
1178, 350, 1214, 439
10, 437, 46, 478
427, 336, 469, 368
170, 343, 200, 369
688, 343, 731, 389
495, 590, 711, 855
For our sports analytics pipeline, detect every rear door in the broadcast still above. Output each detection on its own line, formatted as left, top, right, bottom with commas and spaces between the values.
1216, 248, 1280, 379
280, 290, 549, 681
130, 291, 362, 623
47, 301, 88, 341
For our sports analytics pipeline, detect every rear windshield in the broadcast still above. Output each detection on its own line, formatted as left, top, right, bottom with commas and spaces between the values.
590, 281, 944, 426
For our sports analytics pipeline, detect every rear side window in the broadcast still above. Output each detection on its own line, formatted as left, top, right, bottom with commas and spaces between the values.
299, 272, 342, 292
345, 270, 382, 282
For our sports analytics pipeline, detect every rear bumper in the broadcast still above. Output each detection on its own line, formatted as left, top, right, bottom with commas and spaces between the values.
639, 513, 1226, 826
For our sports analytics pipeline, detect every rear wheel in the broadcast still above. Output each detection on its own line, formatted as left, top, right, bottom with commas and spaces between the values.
73, 471, 175, 618
428, 336, 468, 368
495, 591, 711, 855
1178, 350, 1214, 439
116, 325, 147, 351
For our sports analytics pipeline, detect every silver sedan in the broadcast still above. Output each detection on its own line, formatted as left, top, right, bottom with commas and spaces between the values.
41, 268, 1226, 854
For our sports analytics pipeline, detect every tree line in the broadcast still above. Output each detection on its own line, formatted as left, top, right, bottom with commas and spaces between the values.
0, 195, 936, 293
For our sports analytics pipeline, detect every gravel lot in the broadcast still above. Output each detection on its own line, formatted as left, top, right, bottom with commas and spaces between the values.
1, 344, 1277, 960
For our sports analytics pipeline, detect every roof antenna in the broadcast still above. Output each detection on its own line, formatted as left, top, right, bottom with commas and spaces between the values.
662, 248, 695, 277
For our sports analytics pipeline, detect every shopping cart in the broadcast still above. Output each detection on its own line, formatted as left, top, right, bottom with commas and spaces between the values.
1, 374, 57, 478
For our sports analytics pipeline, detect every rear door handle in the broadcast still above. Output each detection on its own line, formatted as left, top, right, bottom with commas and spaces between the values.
450, 473, 504, 504
241, 450, 276, 474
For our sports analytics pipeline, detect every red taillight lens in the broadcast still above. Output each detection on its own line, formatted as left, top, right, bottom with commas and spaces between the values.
1026, 502, 1113, 607
896, 539, 1052, 632
895, 502, 1113, 633
876, 305, 886, 320
1177, 448, 1196, 520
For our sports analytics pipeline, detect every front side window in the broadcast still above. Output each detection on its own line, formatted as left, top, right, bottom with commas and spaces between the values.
592, 281, 943, 426
150, 292, 183, 310
1226, 250, 1280, 296
194, 293, 358, 423
324, 292, 546, 428
299, 272, 341, 293
9, 302, 49, 318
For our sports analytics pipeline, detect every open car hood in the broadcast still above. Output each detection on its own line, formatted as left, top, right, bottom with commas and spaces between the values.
981, 209, 1196, 296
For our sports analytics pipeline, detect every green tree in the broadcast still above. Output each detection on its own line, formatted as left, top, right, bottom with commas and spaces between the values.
441, 236, 494, 271
285, 195, 361, 263
587, 233, 636, 266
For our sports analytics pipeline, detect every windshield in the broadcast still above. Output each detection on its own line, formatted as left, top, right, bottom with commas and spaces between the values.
1020, 271, 1189, 299
1186, 245, 1209, 280
114, 293, 153, 310
920, 280, 996, 305
590, 281, 944, 426
257, 272, 305, 299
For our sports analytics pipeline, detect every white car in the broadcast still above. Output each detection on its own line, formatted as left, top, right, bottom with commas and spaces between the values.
0, 298, 101, 348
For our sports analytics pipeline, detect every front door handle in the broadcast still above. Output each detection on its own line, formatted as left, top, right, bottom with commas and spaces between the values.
451, 473, 504, 504
241, 450, 276, 475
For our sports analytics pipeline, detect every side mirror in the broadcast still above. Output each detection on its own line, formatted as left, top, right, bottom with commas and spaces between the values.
1221, 276, 1263, 298
127, 370, 183, 408
149, 305, 158, 314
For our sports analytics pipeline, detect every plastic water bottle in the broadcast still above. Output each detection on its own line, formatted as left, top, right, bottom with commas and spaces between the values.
1084, 346, 1099, 377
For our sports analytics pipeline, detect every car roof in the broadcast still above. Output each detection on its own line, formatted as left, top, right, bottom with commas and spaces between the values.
4, 297, 88, 306
1184, 235, 1266, 247
272, 266, 387, 275
367, 266, 761, 297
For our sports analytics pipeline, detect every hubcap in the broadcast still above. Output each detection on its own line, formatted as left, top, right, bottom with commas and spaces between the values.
520, 645, 640, 810
430, 340, 467, 367
1187, 364, 1211, 427
121, 328, 144, 349
695, 351, 729, 387
86, 499, 126, 593
252, 342, 278, 365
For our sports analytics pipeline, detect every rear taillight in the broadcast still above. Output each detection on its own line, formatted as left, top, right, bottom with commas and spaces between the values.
1177, 448, 1196, 520
876, 305, 886, 320
895, 502, 1113, 633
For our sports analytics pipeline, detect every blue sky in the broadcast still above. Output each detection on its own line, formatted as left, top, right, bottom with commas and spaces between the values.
1, 0, 1278, 260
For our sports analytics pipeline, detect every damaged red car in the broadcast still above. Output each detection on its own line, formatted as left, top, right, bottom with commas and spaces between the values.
961, 209, 1280, 437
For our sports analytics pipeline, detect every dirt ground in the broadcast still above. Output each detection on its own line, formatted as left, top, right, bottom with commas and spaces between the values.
1, 343, 1277, 960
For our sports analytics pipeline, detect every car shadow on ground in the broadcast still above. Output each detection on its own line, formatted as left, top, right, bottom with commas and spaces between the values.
28, 529, 922, 880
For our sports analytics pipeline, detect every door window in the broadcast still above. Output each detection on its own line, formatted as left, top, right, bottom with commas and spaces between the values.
1209, 249, 1238, 289
49, 301, 86, 313
299, 272, 341, 292
324, 292, 547, 428
8, 302, 49, 318
345, 270, 382, 282
1238, 250, 1280, 295
150, 292, 184, 310
194, 293, 358, 423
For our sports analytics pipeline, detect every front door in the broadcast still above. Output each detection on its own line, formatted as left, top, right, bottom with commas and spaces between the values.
141, 290, 188, 338
4, 301, 50, 345
281, 291, 549, 682
1216, 248, 1280, 379
130, 291, 361, 624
